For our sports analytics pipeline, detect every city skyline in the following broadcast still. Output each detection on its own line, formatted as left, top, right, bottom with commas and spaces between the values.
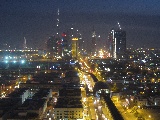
0, 0, 160, 49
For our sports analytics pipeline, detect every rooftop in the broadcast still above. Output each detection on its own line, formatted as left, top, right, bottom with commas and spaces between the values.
55, 97, 82, 108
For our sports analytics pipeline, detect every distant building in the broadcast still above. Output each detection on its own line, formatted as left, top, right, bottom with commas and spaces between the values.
46, 36, 58, 58
68, 25, 83, 59
61, 32, 70, 58
46, 34, 71, 58
56, 37, 63, 57
72, 38, 79, 58
108, 29, 126, 59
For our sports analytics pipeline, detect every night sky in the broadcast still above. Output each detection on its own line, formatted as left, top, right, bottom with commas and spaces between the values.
0, 0, 160, 49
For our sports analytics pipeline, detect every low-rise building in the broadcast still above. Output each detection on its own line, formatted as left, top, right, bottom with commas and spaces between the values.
0, 98, 21, 120
154, 96, 160, 106
7, 99, 47, 120
53, 98, 83, 120
135, 95, 148, 107
7, 88, 29, 104
53, 88, 83, 120
6, 88, 51, 119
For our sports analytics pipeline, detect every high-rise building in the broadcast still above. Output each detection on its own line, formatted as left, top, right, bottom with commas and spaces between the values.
72, 38, 79, 59
67, 25, 82, 59
46, 36, 57, 58
65, 27, 75, 56
75, 29, 83, 54
108, 29, 126, 59
47, 8, 72, 58
61, 32, 70, 58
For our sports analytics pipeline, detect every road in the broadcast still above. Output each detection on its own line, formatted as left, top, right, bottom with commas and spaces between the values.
113, 99, 137, 120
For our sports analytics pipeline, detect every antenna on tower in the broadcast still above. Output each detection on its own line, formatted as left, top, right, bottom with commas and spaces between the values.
23, 37, 27, 50
117, 21, 122, 30
56, 8, 60, 36
92, 25, 96, 37
57, 8, 59, 16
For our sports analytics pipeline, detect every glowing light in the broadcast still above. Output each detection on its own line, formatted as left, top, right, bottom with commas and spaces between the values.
72, 38, 78, 41
21, 60, 25, 64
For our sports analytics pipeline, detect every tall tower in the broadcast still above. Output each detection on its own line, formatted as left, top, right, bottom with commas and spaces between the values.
91, 26, 96, 55
56, 8, 63, 57
108, 29, 126, 59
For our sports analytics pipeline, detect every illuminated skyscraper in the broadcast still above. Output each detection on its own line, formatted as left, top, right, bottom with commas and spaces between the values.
67, 25, 82, 58
61, 32, 70, 57
108, 29, 126, 59
72, 38, 79, 58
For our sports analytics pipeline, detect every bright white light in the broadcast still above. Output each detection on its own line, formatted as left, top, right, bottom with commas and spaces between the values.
21, 60, 25, 64
5, 56, 8, 59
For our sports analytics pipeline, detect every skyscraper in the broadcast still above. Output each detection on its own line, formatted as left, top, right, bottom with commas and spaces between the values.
46, 8, 72, 58
46, 35, 57, 58
108, 29, 126, 59
67, 25, 82, 59
61, 32, 70, 58
72, 37, 79, 59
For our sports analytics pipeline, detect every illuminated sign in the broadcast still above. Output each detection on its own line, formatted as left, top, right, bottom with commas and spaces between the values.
72, 38, 78, 41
